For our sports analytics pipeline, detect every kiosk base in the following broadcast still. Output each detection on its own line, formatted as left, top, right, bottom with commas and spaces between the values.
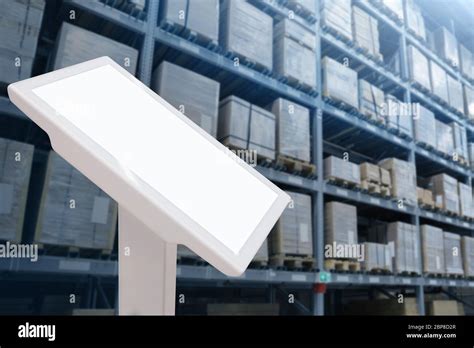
118, 207, 176, 315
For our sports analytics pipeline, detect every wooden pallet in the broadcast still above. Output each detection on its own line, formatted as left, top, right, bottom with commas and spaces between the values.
224, 50, 272, 75
419, 202, 436, 211
270, 254, 315, 270
276, 155, 316, 176
364, 267, 393, 275
37, 243, 112, 259
397, 271, 420, 277
361, 180, 381, 195
327, 176, 360, 190
322, 96, 359, 115
321, 25, 354, 47
325, 259, 360, 273
424, 272, 445, 278
277, 73, 318, 95
379, 185, 391, 198
160, 20, 219, 50
446, 273, 464, 279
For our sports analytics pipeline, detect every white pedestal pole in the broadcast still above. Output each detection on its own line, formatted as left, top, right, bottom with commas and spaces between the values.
118, 206, 176, 315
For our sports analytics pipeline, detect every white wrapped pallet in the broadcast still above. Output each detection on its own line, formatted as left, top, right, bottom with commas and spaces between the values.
322, 56, 359, 109
444, 232, 464, 276
325, 201, 358, 248
271, 191, 312, 256
53, 22, 138, 74
273, 32, 316, 89
458, 183, 474, 219
387, 222, 420, 274
352, 6, 382, 60
461, 236, 474, 278
381, 0, 404, 22
406, 0, 426, 40
358, 79, 385, 122
271, 98, 310, 162
413, 104, 436, 148
429, 174, 459, 215
218, 96, 276, 160
161, 0, 219, 43
459, 44, 474, 80
0, 0, 45, 83
362, 242, 392, 272
152, 61, 220, 137
447, 74, 464, 114
407, 45, 431, 91
219, 0, 273, 70
384, 95, 413, 138
464, 85, 474, 120
378, 158, 417, 206
429, 60, 449, 104
433, 27, 459, 67
35, 152, 117, 251
421, 225, 445, 275
450, 122, 468, 161
435, 120, 454, 156
0, 138, 34, 242
320, 0, 352, 41
324, 156, 361, 186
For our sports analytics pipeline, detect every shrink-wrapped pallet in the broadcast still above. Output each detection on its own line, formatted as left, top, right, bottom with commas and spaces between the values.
362, 242, 392, 272
384, 95, 413, 138
358, 79, 385, 122
35, 152, 117, 251
378, 158, 417, 206
459, 44, 474, 80
450, 122, 468, 161
0, 0, 45, 83
53, 22, 138, 74
352, 6, 382, 60
0, 138, 34, 242
406, 0, 426, 40
218, 96, 276, 160
152, 61, 220, 137
161, 0, 219, 43
429, 60, 449, 104
433, 27, 459, 67
360, 162, 380, 183
325, 202, 358, 248
444, 232, 464, 276
220, 0, 273, 70
270, 192, 312, 256
387, 222, 420, 274
421, 225, 445, 274
407, 45, 431, 91
324, 156, 361, 186
464, 85, 474, 120
461, 236, 474, 277
458, 182, 474, 219
381, 0, 404, 21
435, 120, 454, 156
274, 24, 317, 88
429, 173, 459, 215
447, 74, 464, 114
320, 0, 352, 41
322, 56, 359, 109
271, 98, 310, 162
413, 104, 436, 148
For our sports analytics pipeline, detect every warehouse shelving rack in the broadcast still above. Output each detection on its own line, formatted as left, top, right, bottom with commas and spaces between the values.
0, 0, 473, 316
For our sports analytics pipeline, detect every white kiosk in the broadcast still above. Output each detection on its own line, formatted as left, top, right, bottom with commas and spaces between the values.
8, 57, 291, 315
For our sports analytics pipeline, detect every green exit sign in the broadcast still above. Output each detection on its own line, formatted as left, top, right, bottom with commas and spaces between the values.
319, 272, 331, 283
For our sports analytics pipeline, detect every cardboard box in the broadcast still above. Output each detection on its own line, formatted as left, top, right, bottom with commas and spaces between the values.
161, 0, 219, 43
325, 201, 358, 249
358, 79, 385, 122
463, 85, 474, 120
433, 27, 459, 67
421, 225, 445, 274
387, 222, 420, 274
360, 162, 380, 183
271, 98, 310, 162
426, 300, 463, 316
450, 122, 468, 161
322, 56, 359, 109
378, 158, 417, 206
352, 6, 382, 60
324, 156, 361, 186
429, 60, 449, 104
408, 45, 431, 91
35, 152, 117, 251
385, 94, 413, 138
0, 138, 34, 242
321, 0, 352, 42
406, 0, 426, 40
458, 182, 474, 219
444, 232, 464, 276
413, 104, 436, 148
447, 74, 464, 114
379, 168, 391, 187
270, 191, 312, 256
429, 174, 459, 215
362, 242, 392, 272
219, 0, 273, 70
53, 22, 138, 74
462, 236, 474, 277
459, 44, 474, 80
218, 95, 276, 160
435, 120, 454, 156
152, 61, 220, 137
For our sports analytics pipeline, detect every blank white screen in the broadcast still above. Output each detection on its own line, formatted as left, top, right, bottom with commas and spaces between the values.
33, 65, 277, 254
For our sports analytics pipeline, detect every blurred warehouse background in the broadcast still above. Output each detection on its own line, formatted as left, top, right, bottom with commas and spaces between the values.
0, 0, 474, 316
